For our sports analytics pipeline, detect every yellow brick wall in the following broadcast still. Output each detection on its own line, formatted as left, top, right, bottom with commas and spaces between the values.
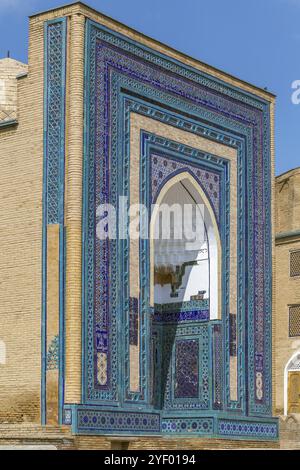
0, 58, 27, 122
0, 19, 44, 422
46, 225, 60, 424
274, 169, 300, 415
275, 169, 300, 234
64, 12, 84, 404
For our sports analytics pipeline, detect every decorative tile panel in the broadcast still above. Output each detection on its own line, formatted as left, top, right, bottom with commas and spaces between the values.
151, 153, 220, 220
161, 324, 210, 410
63, 408, 72, 426
229, 314, 237, 357
218, 419, 278, 439
129, 297, 139, 346
212, 324, 223, 410
175, 340, 199, 398
83, 18, 273, 421
154, 309, 209, 323
154, 300, 209, 323
162, 417, 213, 435
43, 17, 67, 424
46, 335, 59, 371
45, 20, 66, 225
157, 299, 209, 312
77, 409, 160, 434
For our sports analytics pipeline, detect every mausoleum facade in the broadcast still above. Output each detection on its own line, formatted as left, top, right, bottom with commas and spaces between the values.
0, 2, 278, 447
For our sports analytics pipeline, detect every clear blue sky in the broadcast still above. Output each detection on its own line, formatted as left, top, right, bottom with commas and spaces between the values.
0, 0, 299, 175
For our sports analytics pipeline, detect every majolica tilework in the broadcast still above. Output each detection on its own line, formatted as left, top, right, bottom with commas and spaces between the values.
46, 335, 59, 371
161, 417, 213, 435
154, 300, 209, 323
157, 300, 209, 312
43, 18, 67, 424
175, 340, 199, 399
44, 20, 66, 226
161, 324, 210, 410
212, 324, 223, 410
218, 419, 278, 439
77, 409, 160, 434
154, 309, 209, 323
63, 408, 72, 426
130, 131, 228, 406
71, 403, 278, 437
82, 17, 273, 430
124, 131, 227, 405
151, 153, 220, 219
137, 118, 238, 409
129, 297, 139, 346
229, 314, 237, 357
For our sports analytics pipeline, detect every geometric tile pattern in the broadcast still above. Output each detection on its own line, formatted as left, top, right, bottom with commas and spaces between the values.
152, 153, 220, 219
82, 17, 273, 426
218, 419, 278, 439
162, 417, 213, 434
45, 20, 66, 225
43, 17, 67, 424
136, 135, 225, 408
77, 409, 160, 433
46, 335, 59, 371
156, 300, 209, 312
140, 130, 231, 409
63, 408, 72, 426
229, 314, 237, 357
72, 405, 278, 438
129, 297, 139, 346
40, 8, 278, 440
175, 340, 199, 398
161, 324, 210, 410
212, 323, 223, 410
154, 309, 209, 323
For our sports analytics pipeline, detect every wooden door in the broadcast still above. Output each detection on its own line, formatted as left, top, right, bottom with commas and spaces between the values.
288, 371, 300, 414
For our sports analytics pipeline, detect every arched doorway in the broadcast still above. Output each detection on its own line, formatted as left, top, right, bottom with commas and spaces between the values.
150, 172, 221, 410
284, 351, 300, 415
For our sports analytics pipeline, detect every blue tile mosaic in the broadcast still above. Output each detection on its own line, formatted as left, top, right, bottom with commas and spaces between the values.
77, 409, 160, 434
175, 340, 199, 399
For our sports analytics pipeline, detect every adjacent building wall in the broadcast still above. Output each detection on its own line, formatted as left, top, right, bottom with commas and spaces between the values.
274, 168, 300, 414
0, 58, 27, 123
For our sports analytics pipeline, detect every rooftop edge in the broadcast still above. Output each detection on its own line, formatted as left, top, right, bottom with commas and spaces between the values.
29, 1, 276, 101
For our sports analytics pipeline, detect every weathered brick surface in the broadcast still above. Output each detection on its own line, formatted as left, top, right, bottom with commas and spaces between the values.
279, 415, 300, 449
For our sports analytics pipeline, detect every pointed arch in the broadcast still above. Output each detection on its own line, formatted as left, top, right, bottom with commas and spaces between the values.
150, 170, 222, 320
284, 350, 300, 415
